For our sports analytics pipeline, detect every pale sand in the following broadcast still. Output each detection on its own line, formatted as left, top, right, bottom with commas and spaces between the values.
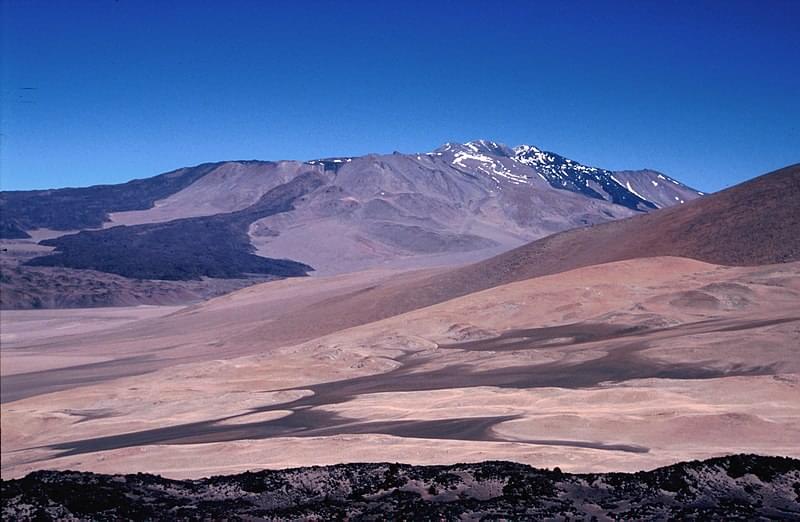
0, 305, 183, 376
2, 257, 799, 478
0, 305, 182, 352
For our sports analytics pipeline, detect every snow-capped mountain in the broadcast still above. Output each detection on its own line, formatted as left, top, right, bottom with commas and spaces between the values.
434, 140, 701, 211
2, 140, 704, 308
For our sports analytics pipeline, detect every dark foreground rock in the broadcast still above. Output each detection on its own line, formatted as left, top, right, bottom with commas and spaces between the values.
2, 455, 799, 521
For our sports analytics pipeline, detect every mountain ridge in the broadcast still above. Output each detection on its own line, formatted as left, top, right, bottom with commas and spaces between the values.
1, 140, 700, 235
222, 163, 799, 327
1, 140, 704, 308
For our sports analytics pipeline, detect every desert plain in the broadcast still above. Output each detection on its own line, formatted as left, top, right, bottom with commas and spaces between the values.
2, 255, 799, 479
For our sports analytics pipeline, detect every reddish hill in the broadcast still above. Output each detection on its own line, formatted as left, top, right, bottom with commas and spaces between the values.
227, 163, 800, 334
307, 163, 800, 324
432, 163, 800, 292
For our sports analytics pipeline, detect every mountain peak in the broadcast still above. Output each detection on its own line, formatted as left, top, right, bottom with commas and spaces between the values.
434, 140, 514, 157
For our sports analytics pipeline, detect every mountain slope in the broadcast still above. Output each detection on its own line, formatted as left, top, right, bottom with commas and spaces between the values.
1, 140, 703, 305
611, 169, 703, 208
250, 163, 798, 324
26, 172, 324, 280
438, 140, 700, 209
0, 162, 225, 235
249, 141, 700, 274
5, 166, 788, 396
3, 142, 681, 240
444, 162, 800, 290
253, 146, 652, 274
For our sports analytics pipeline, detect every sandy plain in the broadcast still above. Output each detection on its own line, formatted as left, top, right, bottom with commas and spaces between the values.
2, 256, 799, 479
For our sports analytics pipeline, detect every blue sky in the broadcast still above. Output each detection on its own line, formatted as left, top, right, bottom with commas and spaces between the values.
1, 0, 798, 192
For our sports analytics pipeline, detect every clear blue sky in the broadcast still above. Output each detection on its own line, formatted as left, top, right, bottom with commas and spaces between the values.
1, 0, 798, 192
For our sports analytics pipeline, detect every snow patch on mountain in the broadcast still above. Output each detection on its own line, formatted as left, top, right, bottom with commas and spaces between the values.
451, 150, 527, 185
307, 140, 698, 214
625, 180, 649, 202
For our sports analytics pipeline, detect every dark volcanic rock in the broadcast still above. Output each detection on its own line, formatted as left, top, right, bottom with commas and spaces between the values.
0, 219, 31, 239
0, 260, 274, 309
24, 172, 323, 280
0, 162, 225, 235
2, 455, 798, 520
1, 141, 705, 303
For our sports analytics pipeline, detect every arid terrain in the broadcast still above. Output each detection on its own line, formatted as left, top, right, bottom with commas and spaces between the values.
1, 141, 700, 309
1, 164, 799, 480
4, 1, 799, 516
1, 164, 798, 522
3, 255, 799, 479
5, 455, 799, 520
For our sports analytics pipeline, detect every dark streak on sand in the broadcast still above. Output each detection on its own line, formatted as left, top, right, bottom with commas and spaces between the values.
1, 355, 162, 404
40, 317, 796, 458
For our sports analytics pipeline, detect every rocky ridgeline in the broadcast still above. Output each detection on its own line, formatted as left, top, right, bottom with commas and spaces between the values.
2, 455, 799, 520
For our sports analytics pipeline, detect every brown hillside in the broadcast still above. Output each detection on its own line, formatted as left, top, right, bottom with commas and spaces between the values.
431, 163, 800, 294
4, 166, 797, 402
237, 163, 800, 340
233, 163, 800, 336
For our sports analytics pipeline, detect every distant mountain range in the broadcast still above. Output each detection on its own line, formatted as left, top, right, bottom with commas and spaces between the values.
0, 141, 703, 308
114, 163, 790, 343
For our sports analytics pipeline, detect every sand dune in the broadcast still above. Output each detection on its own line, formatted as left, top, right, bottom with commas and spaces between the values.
0, 267, 437, 401
2, 256, 798, 478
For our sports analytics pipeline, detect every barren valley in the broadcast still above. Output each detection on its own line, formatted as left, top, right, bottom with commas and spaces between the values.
3, 255, 798, 479
1, 154, 798, 520
4, 3, 800, 516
